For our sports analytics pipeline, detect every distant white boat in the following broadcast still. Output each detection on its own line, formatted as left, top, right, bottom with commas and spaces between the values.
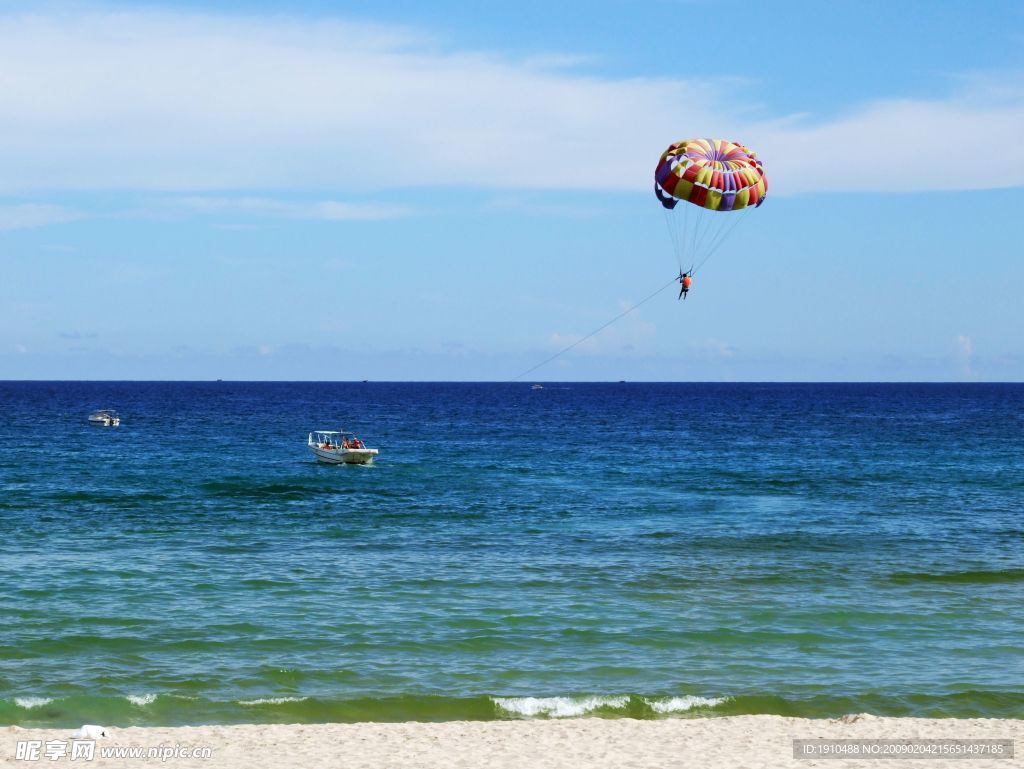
531, 384, 544, 390
308, 430, 378, 465
88, 409, 120, 427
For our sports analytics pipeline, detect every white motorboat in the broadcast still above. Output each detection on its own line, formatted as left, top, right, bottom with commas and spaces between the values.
308, 429, 379, 465
88, 409, 120, 427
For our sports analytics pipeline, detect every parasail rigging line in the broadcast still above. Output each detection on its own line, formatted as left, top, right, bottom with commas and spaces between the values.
691, 207, 751, 276
512, 276, 679, 381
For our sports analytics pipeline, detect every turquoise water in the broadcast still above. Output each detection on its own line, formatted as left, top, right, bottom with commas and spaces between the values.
1, 382, 1022, 726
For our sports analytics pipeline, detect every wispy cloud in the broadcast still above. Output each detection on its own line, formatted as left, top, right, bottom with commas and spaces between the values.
754, 87, 1024, 194
0, 9, 1021, 196
548, 300, 656, 356
0, 204, 81, 230
696, 338, 736, 359
173, 196, 413, 221
954, 333, 976, 380
482, 196, 610, 218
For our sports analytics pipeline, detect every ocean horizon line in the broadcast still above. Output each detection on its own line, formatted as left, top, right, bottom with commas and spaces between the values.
1, 379, 1022, 385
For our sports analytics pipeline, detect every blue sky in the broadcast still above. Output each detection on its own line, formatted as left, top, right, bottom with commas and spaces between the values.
1, 1, 1022, 380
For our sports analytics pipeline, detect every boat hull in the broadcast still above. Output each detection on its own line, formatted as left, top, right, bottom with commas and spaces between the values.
309, 446, 378, 465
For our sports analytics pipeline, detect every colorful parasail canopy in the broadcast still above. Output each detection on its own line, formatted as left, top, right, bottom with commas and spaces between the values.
655, 138, 767, 212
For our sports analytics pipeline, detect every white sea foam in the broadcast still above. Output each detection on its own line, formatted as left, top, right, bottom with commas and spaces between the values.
492, 696, 629, 718
238, 696, 308, 706
645, 695, 727, 713
126, 694, 157, 706
15, 697, 53, 709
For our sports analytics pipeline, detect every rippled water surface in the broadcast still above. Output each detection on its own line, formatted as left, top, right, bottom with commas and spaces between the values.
1, 382, 1022, 725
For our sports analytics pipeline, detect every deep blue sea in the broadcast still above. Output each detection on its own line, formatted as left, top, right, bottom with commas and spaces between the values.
0, 382, 1022, 727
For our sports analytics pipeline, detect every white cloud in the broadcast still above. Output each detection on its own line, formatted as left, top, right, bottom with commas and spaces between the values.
696, 338, 736, 359
954, 333, 976, 379
0, 204, 81, 230
173, 196, 412, 220
482, 196, 609, 217
753, 92, 1024, 194
0, 9, 1020, 197
548, 299, 656, 356
0, 9, 713, 193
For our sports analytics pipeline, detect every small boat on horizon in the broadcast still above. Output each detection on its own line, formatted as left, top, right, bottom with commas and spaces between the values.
88, 409, 120, 427
308, 429, 379, 465
531, 384, 544, 390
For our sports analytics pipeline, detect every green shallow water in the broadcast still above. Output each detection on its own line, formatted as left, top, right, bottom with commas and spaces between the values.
1, 382, 1022, 725
5, 691, 1023, 728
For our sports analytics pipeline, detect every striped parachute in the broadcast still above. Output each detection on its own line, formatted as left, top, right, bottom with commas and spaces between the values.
654, 138, 767, 275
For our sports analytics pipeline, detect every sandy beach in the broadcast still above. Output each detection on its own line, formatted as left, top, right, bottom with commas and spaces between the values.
2, 716, 1020, 769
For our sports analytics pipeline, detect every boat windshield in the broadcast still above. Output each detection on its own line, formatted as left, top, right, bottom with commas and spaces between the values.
313, 431, 366, 449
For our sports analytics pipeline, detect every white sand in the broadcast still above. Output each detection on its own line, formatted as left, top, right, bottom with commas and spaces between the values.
2, 715, 1020, 768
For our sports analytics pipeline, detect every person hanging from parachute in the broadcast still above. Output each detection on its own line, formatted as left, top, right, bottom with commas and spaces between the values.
677, 269, 693, 300
655, 138, 767, 303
